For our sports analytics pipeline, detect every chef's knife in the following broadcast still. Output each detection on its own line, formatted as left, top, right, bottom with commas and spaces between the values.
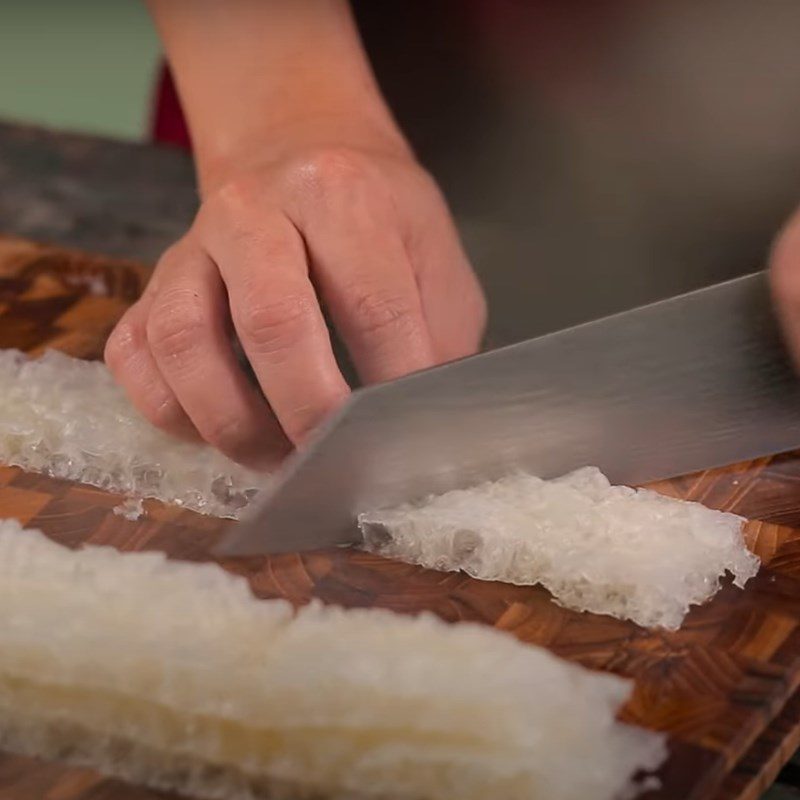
215, 270, 800, 557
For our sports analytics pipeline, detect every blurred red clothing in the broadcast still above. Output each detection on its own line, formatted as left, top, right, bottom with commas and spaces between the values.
149, 1, 627, 153
151, 65, 191, 150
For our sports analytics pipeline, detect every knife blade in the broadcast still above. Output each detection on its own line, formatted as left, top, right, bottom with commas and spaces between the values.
215, 270, 800, 557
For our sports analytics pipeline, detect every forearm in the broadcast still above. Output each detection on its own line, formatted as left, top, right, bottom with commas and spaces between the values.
110, 0, 484, 463
146, 0, 409, 194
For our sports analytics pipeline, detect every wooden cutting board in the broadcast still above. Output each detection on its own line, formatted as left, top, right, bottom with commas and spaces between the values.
1, 234, 800, 800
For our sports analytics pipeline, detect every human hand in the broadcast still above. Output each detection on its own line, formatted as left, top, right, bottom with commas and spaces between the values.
770, 207, 800, 366
105, 138, 486, 469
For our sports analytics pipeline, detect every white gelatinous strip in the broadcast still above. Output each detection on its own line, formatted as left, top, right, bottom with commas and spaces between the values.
0, 349, 757, 631
360, 467, 760, 630
0, 521, 666, 800
0, 349, 264, 517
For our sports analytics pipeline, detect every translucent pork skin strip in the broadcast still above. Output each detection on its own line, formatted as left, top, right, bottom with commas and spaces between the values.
0, 522, 666, 800
0, 349, 759, 632
360, 467, 759, 629
0, 349, 262, 518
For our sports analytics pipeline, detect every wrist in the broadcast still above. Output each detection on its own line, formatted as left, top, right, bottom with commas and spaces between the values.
148, 0, 411, 197
195, 101, 412, 198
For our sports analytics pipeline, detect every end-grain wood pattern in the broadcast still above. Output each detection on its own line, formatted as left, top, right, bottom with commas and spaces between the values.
0, 235, 798, 799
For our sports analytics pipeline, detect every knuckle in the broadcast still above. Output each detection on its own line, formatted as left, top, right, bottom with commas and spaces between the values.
307, 147, 364, 182
298, 147, 372, 199
146, 292, 207, 360
201, 410, 293, 465
104, 320, 141, 373
348, 287, 419, 336
285, 408, 324, 445
157, 240, 186, 268
201, 177, 265, 237
213, 176, 262, 218
238, 294, 314, 354
201, 414, 251, 456
283, 396, 344, 445
140, 393, 186, 433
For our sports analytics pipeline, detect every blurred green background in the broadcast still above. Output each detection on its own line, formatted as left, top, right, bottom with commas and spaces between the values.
0, 0, 160, 140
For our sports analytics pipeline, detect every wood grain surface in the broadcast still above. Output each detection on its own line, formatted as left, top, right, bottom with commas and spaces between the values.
1, 235, 799, 800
